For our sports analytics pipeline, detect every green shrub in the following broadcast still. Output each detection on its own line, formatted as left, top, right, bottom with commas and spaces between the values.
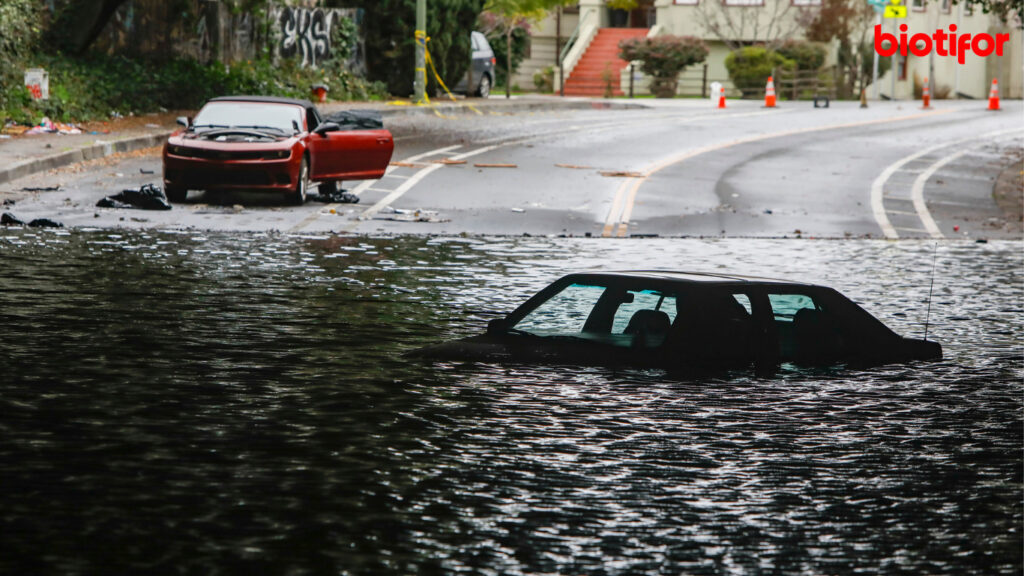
533, 66, 554, 93
0, 0, 43, 113
2, 53, 387, 124
619, 35, 708, 98
725, 47, 794, 98
775, 40, 827, 72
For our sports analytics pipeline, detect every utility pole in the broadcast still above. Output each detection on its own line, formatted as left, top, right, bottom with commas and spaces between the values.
414, 0, 427, 102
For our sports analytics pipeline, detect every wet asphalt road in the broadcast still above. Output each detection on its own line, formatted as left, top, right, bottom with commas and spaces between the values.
2, 99, 1021, 239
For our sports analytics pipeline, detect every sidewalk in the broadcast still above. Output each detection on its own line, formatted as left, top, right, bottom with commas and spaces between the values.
0, 95, 648, 188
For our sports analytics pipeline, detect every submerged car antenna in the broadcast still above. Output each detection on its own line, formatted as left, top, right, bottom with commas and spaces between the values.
924, 242, 938, 341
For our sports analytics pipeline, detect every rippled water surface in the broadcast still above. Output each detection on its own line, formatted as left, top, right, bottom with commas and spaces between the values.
1, 230, 1020, 575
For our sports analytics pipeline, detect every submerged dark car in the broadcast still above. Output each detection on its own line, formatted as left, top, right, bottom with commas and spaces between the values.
413, 271, 942, 370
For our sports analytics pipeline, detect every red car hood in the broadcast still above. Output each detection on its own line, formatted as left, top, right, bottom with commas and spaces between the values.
168, 131, 299, 150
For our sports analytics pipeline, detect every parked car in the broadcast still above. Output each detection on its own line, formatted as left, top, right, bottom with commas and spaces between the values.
411, 271, 943, 370
453, 31, 496, 98
162, 96, 394, 205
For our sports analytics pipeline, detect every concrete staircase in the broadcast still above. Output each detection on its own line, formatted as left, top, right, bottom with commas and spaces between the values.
563, 28, 648, 97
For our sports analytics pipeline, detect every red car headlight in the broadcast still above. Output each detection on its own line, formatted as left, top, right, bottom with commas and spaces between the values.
262, 150, 291, 160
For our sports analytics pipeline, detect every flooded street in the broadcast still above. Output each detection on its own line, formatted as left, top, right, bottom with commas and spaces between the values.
1, 230, 1020, 574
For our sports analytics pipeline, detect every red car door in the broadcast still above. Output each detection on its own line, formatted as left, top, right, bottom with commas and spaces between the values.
308, 129, 393, 181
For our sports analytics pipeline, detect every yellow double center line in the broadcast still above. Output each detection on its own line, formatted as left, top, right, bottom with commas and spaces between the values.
601, 108, 955, 238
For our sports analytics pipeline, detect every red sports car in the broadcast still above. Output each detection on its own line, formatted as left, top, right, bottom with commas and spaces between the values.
162, 96, 394, 204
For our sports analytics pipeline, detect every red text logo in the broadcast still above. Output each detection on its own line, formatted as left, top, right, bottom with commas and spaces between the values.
874, 24, 1011, 65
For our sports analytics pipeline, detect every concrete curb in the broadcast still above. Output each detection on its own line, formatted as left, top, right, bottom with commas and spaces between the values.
324, 99, 650, 117
0, 131, 173, 187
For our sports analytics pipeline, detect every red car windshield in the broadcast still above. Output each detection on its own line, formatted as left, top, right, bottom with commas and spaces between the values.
192, 102, 304, 135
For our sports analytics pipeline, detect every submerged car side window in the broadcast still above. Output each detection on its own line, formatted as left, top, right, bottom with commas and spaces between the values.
514, 283, 605, 335
768, 293, 817, 321
611, 290, 677, 333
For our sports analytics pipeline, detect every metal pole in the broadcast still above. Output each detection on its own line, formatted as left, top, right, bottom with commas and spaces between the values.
414, 0, 426, 102
629, 63, 634, 97
953, 2, 962, 96
872, 12, 881, 99
701, 63, 707, 98
890, 18, 897, 99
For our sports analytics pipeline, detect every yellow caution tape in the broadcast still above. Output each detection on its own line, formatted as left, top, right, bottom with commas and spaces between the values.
414, 31, 482, 117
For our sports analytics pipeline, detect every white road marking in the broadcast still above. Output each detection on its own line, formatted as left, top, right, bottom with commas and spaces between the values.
601, 109, 955, 237
870, 127, 1022, 239
910, 150, 966, 238
289, 144, 463, 232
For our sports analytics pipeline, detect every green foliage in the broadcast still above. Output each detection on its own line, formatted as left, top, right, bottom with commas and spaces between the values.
775, 40, 827, 72
1, 53, 386, 124
533, 66, 554, 92
619, 35, 708, 98
344, 0, 486, 97
330, 16, 360, 63
725, 47, 794, 97
0, 0, 44, 111
482, 23, 530, 88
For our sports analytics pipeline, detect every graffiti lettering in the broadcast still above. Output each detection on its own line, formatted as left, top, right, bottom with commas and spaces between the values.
278, 7, 341, 68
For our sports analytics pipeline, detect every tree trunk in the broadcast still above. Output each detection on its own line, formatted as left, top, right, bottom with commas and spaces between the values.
50, 0, 131, 54
505, 29, 512, 99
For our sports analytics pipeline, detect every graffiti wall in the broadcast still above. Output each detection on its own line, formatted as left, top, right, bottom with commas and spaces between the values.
269, 5, 365, 73
92, 1, 364, 73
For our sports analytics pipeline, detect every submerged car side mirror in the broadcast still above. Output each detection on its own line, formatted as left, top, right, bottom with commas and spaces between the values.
487, 318, 509, 335
176, 116, 191, 128
314, 122, 340, 137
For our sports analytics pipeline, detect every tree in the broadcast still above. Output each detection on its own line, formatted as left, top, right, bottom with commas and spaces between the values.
696, 0, 819, 51
343, 0, 486, 97
48, 0, 131, 54
483, 0, 576, 98
619, 36, 709, 97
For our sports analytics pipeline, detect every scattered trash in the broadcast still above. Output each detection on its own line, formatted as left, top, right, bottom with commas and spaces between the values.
511, 208, 525, 213
763, 209, 773, 214
140, 168, 155, 175
3, 199, 15, 206
96, 183, 171, 210
28, 218, 63, 228
24, 117, 82, 135
953, 225, 960, 232
232, 204, 244, 213
2, 212, 25, 226
144, 123, 160, 129
0, 135, 10, 139
474, 163, 517, 168
599, 170, 644, 178
434, 159, 467, 165
313, 189, 360, 204
554, 163, 593, 170
390, 161, 423, 168
21, 186, 60, 192
378, 207, 449, 223
976, 238, 988, 243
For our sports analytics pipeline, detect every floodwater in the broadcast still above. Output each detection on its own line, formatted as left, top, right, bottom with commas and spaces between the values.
0, 230, 1020, 575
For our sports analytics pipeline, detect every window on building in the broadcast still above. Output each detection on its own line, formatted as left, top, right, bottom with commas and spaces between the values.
791, 0, 823, 5
723, 0, 765, 6
911, 0, 926, 11
941, 0, 951, 11
674, 0, 699, 5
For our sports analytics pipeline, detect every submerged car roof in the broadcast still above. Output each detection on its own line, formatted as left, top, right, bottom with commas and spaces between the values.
569, 270, 807, 286
208, 95, 316, 110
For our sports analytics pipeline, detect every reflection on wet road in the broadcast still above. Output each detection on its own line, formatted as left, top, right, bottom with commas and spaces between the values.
0, 230, 1020, 574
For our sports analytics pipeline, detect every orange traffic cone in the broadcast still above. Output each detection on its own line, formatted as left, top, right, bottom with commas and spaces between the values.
718, 91, 727, 109
765, 76, 776, 108
922, 76, 931, 109
987, 78, 1000, 110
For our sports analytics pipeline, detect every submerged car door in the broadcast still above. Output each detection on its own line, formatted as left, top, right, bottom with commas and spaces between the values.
308, 127, 393, 181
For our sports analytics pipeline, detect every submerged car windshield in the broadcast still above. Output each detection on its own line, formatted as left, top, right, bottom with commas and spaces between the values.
512, 282, 680, 348
192, 102, 303, 134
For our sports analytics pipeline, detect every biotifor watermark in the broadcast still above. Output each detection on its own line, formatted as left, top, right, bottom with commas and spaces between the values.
874, 24, 1012, 65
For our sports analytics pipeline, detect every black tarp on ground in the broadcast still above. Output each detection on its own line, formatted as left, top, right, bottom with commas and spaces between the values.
96, 184, 172, 210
